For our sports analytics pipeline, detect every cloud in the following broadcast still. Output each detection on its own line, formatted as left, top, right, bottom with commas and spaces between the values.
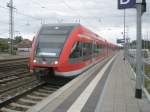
0, 0, 149, 44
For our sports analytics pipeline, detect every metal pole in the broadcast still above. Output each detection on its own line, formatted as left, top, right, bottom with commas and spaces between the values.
124, 9, 126, 59
126, 26, 129, 59
143, 36, 145, 50
145, 33, 146, 49
145, 35, 146, 49
147, 32, 149, 49
8, 0, 14, 55
135, 3, 143, 99
144, 36, 146, 49
127, 38, 130, 60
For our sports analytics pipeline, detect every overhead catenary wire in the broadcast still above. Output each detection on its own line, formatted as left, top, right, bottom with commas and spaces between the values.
15, 10, 41, 21
29, 0, 93, 23
29, 0, 65, 23
60, 0, 95, 28
0, 1, 103, 26
79, 1, 102, 21
77, 0, 103, 31
0, 2, 41, 38
0, 20, 9, 24
0, 5, 7, 9
0, 0, 149, 42
0, 4, 42, 22
28, 0, 91, 24
0, 31, 9, 35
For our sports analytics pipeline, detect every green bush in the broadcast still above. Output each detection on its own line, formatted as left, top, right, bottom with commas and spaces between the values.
145, 77, 150, 93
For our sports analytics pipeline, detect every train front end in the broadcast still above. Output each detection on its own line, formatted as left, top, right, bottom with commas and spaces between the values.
29, 24, 75, 81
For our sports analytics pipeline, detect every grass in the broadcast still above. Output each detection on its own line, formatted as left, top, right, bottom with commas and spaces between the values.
144, 64, 150, 93
130, 63, 150, 94
145, 64, 150, 75
145, 77, 150, 94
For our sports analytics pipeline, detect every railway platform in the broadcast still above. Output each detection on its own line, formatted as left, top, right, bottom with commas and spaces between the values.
27, 52, 150, 112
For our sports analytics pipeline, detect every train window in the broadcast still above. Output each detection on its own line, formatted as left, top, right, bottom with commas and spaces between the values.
40, 29, 69, 35
38, 42, 63, 48
82, 42, 92, 60
69, 41, 106, 64
36, 41, 64, 58
39, 35, 66, 43
93, 44, 98, 56
36, 25, 75, 58
69, 42, 93, 64
69, 42, 82, 58
69, 42, 83, 64
96, 44, 103, 55
41, 25, 74, 35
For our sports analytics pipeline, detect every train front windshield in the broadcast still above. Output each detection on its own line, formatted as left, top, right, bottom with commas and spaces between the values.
36, 25, 74, 58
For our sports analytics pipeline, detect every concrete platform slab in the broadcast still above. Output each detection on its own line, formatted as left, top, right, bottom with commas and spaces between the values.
95, 52, 150, 112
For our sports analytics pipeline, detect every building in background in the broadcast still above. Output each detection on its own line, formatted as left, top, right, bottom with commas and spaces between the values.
16, 39, 32, 56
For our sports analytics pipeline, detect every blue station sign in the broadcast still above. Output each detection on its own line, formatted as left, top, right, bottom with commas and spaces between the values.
118, 0, 136, 9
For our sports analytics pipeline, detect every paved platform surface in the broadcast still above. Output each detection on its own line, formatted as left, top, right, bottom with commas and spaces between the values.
95, 52, 150, 112
27, 52, 150, 112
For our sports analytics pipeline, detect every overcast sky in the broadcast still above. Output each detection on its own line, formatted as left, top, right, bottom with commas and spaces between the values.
0, 0, 150, 44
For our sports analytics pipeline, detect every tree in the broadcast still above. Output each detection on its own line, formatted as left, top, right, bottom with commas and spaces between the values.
0, 41, 9, 52
14, 36, 23, 44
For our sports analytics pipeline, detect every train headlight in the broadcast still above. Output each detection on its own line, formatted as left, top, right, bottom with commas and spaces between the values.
42, 61, 47, 64
54, 61, 58, 64
33, 59, 37, 63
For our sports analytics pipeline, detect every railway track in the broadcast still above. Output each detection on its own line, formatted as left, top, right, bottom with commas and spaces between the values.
0, 56, 113, 112
0, 58, 28, 72
0, 68, 29, 79
1, 58, 66, 112
0, 58, 28, 64
0, 58, 29, 84
0, 76, 71, 112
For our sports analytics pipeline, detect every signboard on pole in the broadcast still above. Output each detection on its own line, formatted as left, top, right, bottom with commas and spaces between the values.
118, 0, 147, 99
118, 0, 136, 9
117, 39, 125, 44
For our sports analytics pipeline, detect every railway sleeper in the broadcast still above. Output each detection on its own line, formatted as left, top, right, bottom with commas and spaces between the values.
23, 96, 41, 102
0, 77, 36, 94
37, 89, 53, 94
19, 98, 37, 104
0, 74, 30, 84
40, 89, 56, 93
0, 70, 29, 79
27, 95, 44, 99
44, 85, 60, 89
30, 92, 47, 98
17, 100, 35, 106
3, 104, 28, 112
10, 102, 31, 109
1, 107, 22, 112
32, 91, 48, 97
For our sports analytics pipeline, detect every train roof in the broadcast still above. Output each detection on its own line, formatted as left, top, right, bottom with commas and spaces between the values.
39, 23, 80, 35
41, 23, 80, 28
39, 23, 116, 46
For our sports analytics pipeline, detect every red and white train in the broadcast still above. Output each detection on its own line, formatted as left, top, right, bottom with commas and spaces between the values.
29, 23, 117, 81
